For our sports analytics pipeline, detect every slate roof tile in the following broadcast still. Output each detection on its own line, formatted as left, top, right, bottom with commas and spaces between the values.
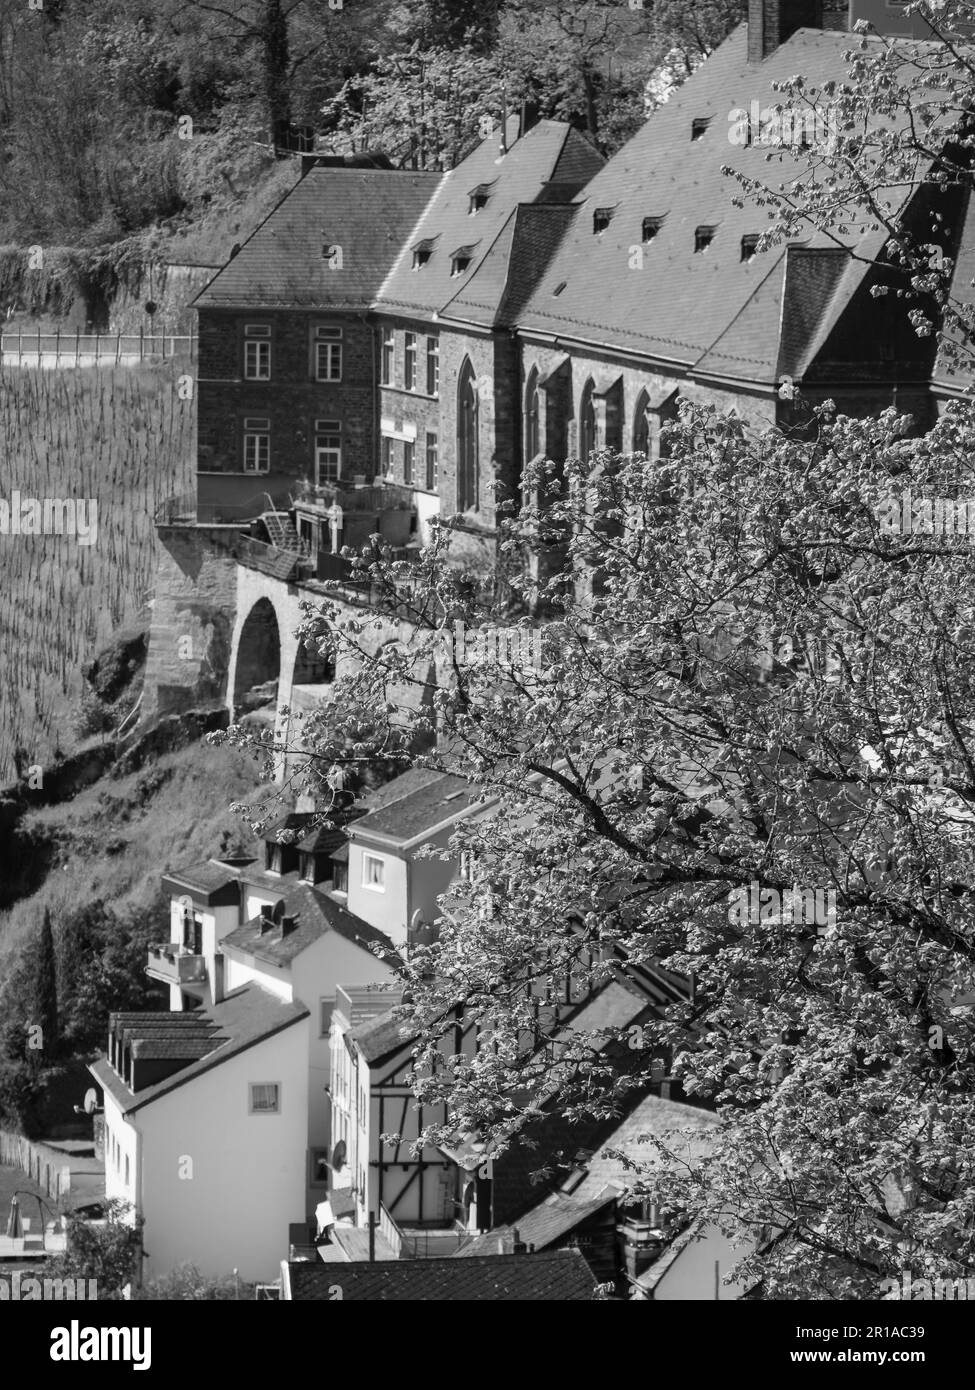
195, 169, 440, 310
375, 117, 602, 320
516, 26, 920, 379
285, 1249, 597, 1300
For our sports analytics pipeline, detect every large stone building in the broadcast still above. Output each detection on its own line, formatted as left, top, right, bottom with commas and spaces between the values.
146, 0, 961, 753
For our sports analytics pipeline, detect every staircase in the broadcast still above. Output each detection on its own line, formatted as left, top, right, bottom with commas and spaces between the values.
260, 510, 302, 552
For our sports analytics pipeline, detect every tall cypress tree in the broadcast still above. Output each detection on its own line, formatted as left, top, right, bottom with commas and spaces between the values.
32, 908, 58, 1063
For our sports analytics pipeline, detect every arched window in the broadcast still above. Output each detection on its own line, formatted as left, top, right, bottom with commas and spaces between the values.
525, 366, 540, 462
633, 388, 651, 457
457, 358, 479, 511
580, 378, 596, 462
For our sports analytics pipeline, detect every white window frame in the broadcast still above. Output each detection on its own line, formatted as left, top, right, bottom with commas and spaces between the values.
404, 332, 417, 391
427, 337, 439, 396
381, 436, 394, 477
248, 1082, 281, 1114
315, 420, 342, 485
243, 324, 271, 381
381, 328, 394, 385
425, 431, 438, 492
313, 324, 343, 382
403, 438, 415, 486
243, 418, 270, 473
362, 853, 386, 891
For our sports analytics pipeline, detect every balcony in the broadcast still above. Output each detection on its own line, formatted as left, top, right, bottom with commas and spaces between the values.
147, 944, 207, 985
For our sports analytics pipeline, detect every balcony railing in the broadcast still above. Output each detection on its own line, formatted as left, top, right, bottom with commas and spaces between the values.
147, 945, 207, 984
291, 480, 414, 513
155, 492, 287, 526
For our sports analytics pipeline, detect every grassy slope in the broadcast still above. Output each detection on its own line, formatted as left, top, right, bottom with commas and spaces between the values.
0, 741, 277, 962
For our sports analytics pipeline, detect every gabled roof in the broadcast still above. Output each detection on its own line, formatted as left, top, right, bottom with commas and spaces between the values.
194, 168, 440, 310
351, 768, 482, 845
374, 117, 602, 321
566, 1092, 721, 1205
515, 25, 914, 381
349, 1007, 416, 1066
284, 1249, 597, 1300
454, 1189, 616, 1257
161, 859, 244, 907
90, 985, 309, 1115
223, 878, 396, 965
445, 203, 579, 328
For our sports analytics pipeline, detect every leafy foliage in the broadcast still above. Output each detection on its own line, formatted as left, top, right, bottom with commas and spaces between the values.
135, 1262, 256, 1299
45, 1199, 145, 1299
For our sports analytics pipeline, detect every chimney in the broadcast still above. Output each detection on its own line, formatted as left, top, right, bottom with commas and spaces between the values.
748, 0, 824, 63
512, 1227, 527, 1255
520, 100, 540, 138
259, 905, 275, 935
211, 952, 225, 1005
281, 915, 298, 938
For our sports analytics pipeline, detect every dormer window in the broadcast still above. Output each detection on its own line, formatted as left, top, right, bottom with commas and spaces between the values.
468, 183, 493, 214
642, 216, 664, 243
695, 225, 717, 254
450, 246, 475, 277
691, 117, 712, 141
741, 233, 760, 262
412, 238, 435, 270
593, 208, 614, 234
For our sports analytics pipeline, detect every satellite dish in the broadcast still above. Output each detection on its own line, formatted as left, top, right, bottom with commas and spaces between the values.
83, 1088, 99, 1115
410, 910, 424, 932
331, 1140, 346, 1170
272, 899, 286, 925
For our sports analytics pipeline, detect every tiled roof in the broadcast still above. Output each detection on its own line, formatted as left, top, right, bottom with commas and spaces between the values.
90, 984, 309, 1114
349, 1007, 416, 1066
223, 878, 396, 964
455, 1189, 616, 1257
374, 117, 602, 320
445, 203, 578, 328
360, 767, 446, 810
195, 168, 440, 309
285, 1249, 597, 1300
515, 26, 910, 379
351, 769, 481, 843
567, 1092, 721, 1205
161, 860, 244, 906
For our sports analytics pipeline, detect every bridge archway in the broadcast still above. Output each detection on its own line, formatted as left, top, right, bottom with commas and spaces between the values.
231, 597, 281, 718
